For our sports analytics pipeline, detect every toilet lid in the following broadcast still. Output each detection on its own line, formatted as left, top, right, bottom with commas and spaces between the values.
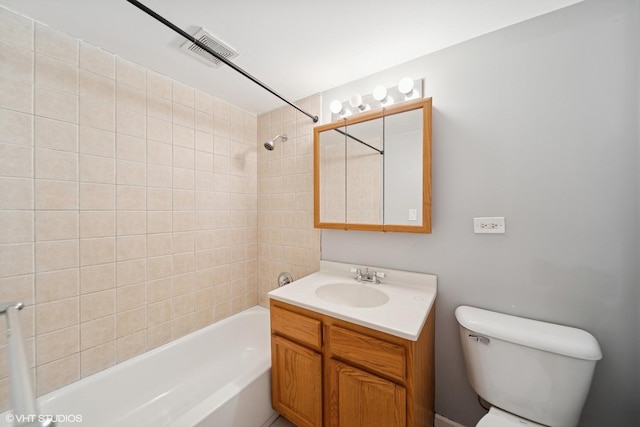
477, 407, 545, 427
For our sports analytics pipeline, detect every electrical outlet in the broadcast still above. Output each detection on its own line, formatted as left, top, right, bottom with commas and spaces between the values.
474, 217, 506, 234
409, 209, 417, 221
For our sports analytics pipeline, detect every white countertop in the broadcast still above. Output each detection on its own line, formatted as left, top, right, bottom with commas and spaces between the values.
268, 260, 437, 341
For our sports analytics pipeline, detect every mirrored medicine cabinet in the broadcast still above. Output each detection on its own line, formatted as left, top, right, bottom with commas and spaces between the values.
313, 97, 432, 233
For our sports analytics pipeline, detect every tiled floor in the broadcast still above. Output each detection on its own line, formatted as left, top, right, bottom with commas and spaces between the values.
270, 415, 296, 427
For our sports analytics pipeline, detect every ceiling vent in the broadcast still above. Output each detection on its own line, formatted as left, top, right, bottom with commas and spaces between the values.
180, 27, 239, 68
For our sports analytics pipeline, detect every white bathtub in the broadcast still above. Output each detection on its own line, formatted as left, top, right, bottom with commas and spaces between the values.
1, 306, 277, 427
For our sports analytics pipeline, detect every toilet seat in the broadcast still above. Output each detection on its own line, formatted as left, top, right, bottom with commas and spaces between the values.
477, 407, 545, 427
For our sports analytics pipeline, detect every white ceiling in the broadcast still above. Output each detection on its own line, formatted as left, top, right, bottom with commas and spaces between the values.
0, 0, 582, 115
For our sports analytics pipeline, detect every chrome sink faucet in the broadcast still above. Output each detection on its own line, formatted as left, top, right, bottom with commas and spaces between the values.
351, 267, 385, 284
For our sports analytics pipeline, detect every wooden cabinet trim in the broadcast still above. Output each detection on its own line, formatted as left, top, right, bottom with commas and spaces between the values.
271, 303, 323, 350
329, 324, 406, 384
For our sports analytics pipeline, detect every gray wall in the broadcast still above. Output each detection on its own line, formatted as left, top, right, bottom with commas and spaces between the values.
320, 0, 639, 425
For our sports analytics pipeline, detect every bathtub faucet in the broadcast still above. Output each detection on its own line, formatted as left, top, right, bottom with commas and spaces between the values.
351, 268, 384, 284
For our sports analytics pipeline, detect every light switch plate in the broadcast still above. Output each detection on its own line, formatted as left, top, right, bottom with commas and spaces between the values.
474, 217, 506, 234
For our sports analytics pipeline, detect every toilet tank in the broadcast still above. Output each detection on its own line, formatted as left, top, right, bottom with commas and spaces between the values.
455, 306, 602, 427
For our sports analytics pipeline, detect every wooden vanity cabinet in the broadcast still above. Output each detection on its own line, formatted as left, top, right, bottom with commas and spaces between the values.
271, 304, 323, 427
327, 359, 407, 426
270, 300, 435, 427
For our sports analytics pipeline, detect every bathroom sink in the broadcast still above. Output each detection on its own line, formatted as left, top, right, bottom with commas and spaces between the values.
268, 260, 438, 340
315, 283, 389, 308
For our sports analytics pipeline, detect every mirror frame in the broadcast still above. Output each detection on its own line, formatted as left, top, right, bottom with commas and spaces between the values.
313, 97, 432, 233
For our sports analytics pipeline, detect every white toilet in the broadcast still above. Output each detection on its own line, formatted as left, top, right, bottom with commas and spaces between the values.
455, 305, 602, 427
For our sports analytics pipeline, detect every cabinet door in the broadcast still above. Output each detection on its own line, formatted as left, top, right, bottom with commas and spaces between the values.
272, 335, 323, 427
328, 359, 406, 427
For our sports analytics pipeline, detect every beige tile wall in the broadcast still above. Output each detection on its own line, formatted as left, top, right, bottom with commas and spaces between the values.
0, 7, 257, 410
256, 97, 322, 305
319, 132, 382, 225
345, 143, 382, 224
319, 138, 346, 223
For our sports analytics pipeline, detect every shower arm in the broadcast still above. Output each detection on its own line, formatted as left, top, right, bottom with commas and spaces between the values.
125, 0, 319, 123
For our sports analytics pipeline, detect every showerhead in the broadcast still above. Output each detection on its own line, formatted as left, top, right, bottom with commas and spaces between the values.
264, 134, 287, 151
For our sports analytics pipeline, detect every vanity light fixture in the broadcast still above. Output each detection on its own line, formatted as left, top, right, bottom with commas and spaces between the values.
328, 78, 423, 121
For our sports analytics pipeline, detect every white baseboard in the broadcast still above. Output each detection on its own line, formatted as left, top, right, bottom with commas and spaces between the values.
435, 413, 467, 427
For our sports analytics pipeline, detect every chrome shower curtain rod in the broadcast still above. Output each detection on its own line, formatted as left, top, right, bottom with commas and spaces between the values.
334, 128, 383, 155
125, 0, 319, 123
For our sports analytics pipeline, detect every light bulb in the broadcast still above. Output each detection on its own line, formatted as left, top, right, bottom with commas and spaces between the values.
330, 100, 343, 114
398, 77, 414, 95
373, 85, 394, 106
349, 93, 369, 111
373, 85, 387, 102
349, 93, 363, 109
